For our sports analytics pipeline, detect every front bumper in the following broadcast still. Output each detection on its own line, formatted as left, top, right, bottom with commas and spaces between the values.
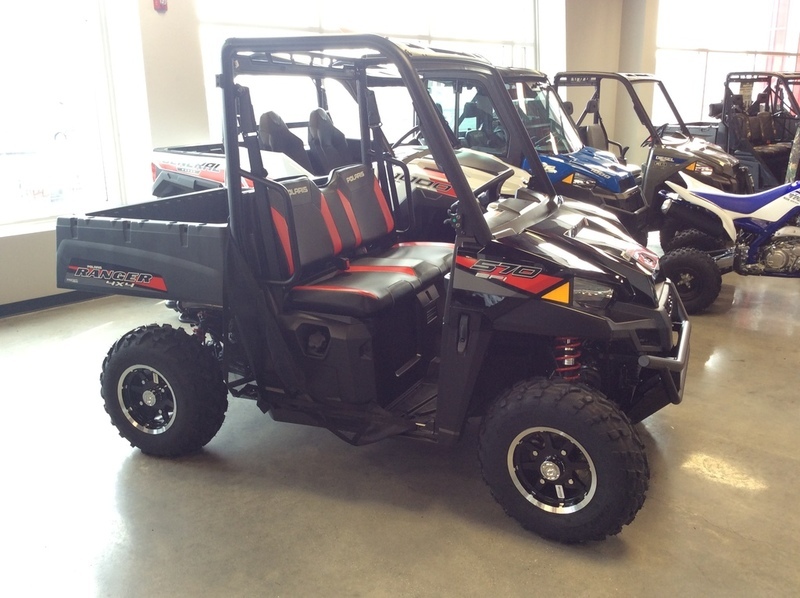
627, 279, 691, 422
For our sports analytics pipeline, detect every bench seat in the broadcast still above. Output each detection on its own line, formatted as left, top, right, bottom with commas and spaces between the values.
265, 164, 454, 317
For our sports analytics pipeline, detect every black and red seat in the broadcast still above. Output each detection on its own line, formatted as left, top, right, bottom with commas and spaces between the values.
263, 163, 453, 317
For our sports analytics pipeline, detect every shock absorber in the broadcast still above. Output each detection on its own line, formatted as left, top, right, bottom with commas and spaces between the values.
554, 337, 583, 381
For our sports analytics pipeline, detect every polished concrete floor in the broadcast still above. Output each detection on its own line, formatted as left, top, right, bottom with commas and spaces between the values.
2, 273, 799, 597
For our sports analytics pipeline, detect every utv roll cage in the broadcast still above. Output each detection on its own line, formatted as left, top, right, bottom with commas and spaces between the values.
553, 71, 695, 157
222, 36, 490, 248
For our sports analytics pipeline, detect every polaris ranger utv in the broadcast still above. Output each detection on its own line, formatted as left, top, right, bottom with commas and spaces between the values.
56, 35, 690, 544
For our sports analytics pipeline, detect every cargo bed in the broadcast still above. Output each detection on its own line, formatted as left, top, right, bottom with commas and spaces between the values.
56, 188, 229, 306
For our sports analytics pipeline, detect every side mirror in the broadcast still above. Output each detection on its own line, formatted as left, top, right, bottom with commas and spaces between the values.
563, 101, 573, 116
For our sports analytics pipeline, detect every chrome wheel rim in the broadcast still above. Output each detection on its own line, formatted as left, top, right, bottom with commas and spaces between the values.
117, 365, 176, 434
507, 426, 597, 514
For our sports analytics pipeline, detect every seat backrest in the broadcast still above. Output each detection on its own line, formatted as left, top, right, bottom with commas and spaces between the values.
757, 111, 777, 143
748, 115, 764, 144
264, 164, 396, 280
258, 111, 314, 172
728, 94, 744, 113
728, 113, 751, 149
308, 108, 352, 174
583, 123, 609, 151
322, 164, 395, 249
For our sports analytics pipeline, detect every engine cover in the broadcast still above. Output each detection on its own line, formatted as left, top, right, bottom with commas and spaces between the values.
761, 238, 800, 273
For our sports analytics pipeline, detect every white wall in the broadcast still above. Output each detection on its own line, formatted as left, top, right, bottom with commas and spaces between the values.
563, 0, 659, 165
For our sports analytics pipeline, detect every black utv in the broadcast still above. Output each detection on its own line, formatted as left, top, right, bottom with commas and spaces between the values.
56, 35, 690, 544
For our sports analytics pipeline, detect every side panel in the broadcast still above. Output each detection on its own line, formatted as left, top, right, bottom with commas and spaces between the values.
56, 189, 229, 304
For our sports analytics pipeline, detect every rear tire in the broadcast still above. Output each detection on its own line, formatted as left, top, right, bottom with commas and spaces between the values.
662, 228, 727, 252
101, 324, 228, 456
660, 247, 721, 314
478, 378, 648, 543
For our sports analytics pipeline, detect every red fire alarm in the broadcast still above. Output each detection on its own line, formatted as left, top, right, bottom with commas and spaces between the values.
154, 0, 167, 13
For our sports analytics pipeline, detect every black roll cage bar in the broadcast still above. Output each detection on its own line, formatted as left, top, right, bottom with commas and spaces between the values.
553, 71, 693, 143
219, 35, 495, 247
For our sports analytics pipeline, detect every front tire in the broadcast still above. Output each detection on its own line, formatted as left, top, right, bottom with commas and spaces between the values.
478, 378, 648, 543
660, 247, 721, 314
101, 324, 228, 456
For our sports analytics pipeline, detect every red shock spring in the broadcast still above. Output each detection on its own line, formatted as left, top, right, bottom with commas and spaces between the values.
554, 337, 583, 381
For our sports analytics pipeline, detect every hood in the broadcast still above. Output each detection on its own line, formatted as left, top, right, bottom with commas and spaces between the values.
484, 192, 660, 299
395, 145, 531, 199
540, 146, 641, 194
660, 134, 741, 169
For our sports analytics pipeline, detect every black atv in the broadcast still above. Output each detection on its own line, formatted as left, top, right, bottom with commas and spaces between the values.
56, 35, 690, 544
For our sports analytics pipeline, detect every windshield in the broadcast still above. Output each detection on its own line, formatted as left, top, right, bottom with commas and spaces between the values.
507, 81, 583, 155
643, 80, 687, 133
424, 77, 583, 157
425, 79, 509, 156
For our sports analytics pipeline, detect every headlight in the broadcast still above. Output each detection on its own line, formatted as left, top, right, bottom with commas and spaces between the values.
563, 172, 596, 190
685, 161, 715, 177
572, 277, 615, 310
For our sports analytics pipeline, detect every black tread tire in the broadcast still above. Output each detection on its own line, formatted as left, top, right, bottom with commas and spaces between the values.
478, 378, 648, 544
100, 324, 228, 457
660, 247, 722, 314
663, 228, 727, 252
658, 218, 682, 252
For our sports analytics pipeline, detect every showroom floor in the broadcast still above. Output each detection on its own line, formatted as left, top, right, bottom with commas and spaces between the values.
2, 273, 799, 597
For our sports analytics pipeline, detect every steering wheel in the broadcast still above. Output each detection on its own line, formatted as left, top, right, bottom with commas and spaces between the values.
532, 132, 554, 151
641, 122, 669, 147
471, 167, 516, 207
392, 125, 423, 148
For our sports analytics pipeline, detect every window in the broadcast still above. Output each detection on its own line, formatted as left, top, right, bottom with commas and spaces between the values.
655, 0, 800, 121
197, 0, 564, 143
0, 2, 116, 228
507, 82, 583, 155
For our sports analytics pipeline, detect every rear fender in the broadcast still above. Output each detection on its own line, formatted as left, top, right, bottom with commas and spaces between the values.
666, 177, 737, 242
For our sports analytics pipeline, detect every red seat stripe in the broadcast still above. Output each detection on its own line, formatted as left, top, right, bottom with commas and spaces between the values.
347, 265, 418, 277
271, 207, 294, 275
319, 195, 343, 254
336, 189, 362, 246
292, 284, 378, 299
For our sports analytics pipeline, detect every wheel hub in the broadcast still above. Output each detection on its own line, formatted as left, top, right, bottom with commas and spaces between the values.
142, 389, 157, 407
539, 460, 562, 481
